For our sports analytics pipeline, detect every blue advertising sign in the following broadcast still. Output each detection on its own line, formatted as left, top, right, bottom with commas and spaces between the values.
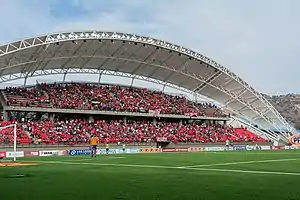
68, 149, 91, 156
233, 146, 246, 151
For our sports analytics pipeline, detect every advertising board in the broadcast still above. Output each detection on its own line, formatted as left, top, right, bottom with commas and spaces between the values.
68, 149, 91, 156
122, 148, 139, 154
98, 149, 117, 154
260, 146, 271, 150
0, 152, 6, 158
162, 148, 188, 152
270, 146, 282, 150
233, 146, 246, 151
6, 151, 24, 158
289, 135, 300, 147
39, 150, 59, 157
156, 137, 168, 142
188, 147, 205, 152
68, 148, 138, 156
205, 147, 224, 151
246, 146, 255, 150
139, 148, 161, 153
24, 151, 39, 157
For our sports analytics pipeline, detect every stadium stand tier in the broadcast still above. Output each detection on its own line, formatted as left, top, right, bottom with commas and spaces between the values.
0, 118, 266, 145
4, 83, 225, 117
0, 82, 267, 146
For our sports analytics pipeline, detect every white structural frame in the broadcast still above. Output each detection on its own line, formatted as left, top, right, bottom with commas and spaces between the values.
0, 31, 295, 139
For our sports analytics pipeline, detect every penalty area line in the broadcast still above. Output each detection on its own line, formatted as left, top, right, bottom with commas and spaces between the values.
36, 160, 300, 176
179, 158, 300, 168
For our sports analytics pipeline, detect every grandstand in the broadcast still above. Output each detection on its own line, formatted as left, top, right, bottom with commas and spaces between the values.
0, 30, 296, 148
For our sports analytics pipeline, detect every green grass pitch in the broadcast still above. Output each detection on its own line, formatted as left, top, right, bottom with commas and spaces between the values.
1, 150, 300, 200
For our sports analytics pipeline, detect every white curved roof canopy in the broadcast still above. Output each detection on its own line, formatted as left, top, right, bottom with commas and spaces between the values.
0, 31, 295, 135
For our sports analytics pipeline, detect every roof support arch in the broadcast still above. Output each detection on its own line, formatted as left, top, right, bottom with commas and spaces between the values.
0, 30, 295, 136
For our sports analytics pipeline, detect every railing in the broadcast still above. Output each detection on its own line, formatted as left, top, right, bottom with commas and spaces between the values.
5, 106, 230, 120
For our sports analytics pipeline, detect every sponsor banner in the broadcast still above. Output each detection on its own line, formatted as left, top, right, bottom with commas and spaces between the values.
97, 149, 120, 155
290, 146, 299, 150
156, 137, 168, 142
162, 148, 188, 152
285, 146, 290, 150
39, 150, 59, 157
289, 135, 300, 147
24, 151, 39, 157
246, 146, 255, 150
260, 146, 271, 150
270, 146, 282, 150
6, 151, 24, 158
246, 145, 263, 150
124, 148, 139, 154
69, 148, 139, 156
68, 149, 91, 156
138, 148, 161, 153
233, 146, 247, 151
205, 147, 224, 151
149, 109, 161, 116
188, 147, 205, 152
184, 113, 198, 117
0, 152, 6, 158
110, 148, 138, 154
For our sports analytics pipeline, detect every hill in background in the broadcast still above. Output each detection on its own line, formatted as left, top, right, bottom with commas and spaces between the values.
264, 94, 300, 129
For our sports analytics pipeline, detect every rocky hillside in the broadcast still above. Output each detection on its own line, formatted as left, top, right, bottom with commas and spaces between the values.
264, 94, 300, 129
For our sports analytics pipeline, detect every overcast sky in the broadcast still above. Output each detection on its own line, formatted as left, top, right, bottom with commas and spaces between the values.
0, 0, 299, 95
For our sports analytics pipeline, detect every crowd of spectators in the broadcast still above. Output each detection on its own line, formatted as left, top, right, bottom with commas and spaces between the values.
5, 83, 226, 117
0, 117, 266, 145
1, 83, 266, 145
0, 120, 31, 144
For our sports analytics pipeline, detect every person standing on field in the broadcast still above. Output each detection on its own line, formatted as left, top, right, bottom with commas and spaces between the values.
122, 143, 126, 153
106, 143, 109, 154
90, 135, 99, 158
225, 139, 230, 151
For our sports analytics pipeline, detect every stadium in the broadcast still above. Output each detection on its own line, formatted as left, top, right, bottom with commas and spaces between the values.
0, 31, 300, 200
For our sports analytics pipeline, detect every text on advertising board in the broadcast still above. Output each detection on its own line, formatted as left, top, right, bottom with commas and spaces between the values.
139, 148, 161, 153
162, 148, 188, 152
68, 149, 91, 156
39, 150, 60, 156
205, 147, 224, 151
233, 146, 246, 151
188, 147, 205, 152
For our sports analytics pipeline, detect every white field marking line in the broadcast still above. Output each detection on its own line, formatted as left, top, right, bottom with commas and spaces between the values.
189, 167, 300, 176
35, 160, 300, 176
216, 152, 300, 155
179, 158, 300, 168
